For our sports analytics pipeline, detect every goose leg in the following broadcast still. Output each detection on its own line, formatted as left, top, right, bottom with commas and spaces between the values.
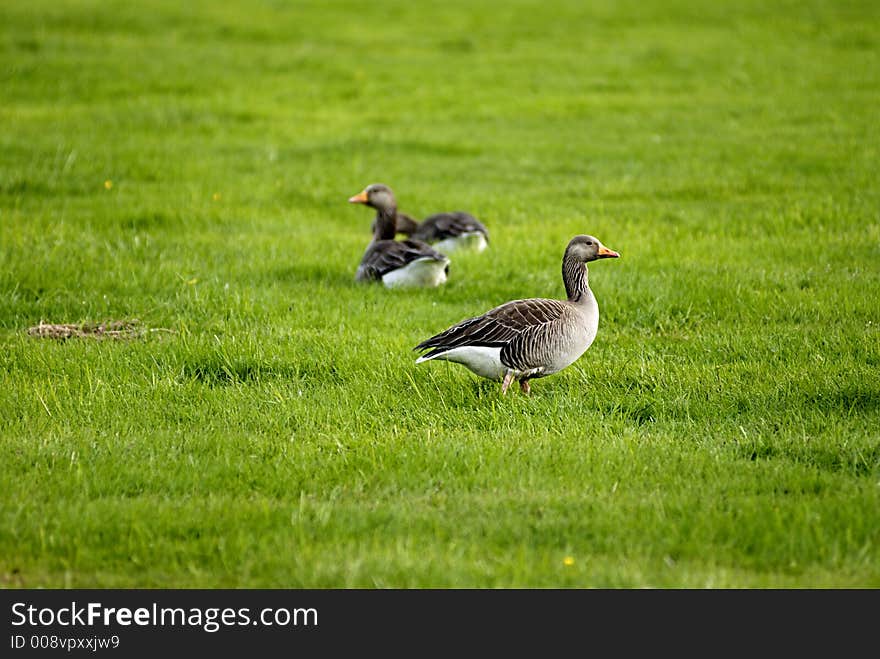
501, 371, 514, 395
519, 379, 531, 395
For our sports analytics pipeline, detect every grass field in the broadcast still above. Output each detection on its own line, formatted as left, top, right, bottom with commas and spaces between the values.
1, 0, 878, 588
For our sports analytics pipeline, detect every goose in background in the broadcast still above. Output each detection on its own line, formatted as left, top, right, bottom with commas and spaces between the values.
349, 184, 450, 288
395, 210, 489, 254
365, 184, 489, 253
414, 234, 620, 394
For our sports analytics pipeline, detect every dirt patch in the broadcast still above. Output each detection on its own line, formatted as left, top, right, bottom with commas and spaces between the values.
26, 319, 171, 340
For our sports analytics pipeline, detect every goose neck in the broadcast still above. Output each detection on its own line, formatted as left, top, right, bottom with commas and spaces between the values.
563, 257, 591, 303
372, 207, 398, 241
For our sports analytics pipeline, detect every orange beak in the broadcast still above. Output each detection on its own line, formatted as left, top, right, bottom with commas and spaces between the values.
348, 190, 369, 204
597, 246, 620, 258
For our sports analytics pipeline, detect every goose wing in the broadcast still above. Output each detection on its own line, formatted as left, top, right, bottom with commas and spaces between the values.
414, 297, 566, 357
357, 239, 448, 282
413, 211, 489, 243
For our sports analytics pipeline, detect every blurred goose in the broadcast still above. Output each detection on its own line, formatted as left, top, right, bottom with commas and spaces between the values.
365, 184, 489, 253
414, 234, 620, 394
395, 211, 490, 253
349, 184, 450, 288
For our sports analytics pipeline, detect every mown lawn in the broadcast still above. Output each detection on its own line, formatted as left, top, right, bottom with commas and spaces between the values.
1, 0, 878, 587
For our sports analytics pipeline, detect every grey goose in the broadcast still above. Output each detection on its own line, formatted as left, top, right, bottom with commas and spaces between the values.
395, 211, 490, 254
349, 184, 451, 288
414, 234, 620, 394
364, 184, 489, 253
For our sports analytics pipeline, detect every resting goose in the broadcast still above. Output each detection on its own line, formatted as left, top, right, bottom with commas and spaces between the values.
395, 211, 490, 253
349, 184, 450, 288
414, 234, 620, 394
364, 184, 489, 253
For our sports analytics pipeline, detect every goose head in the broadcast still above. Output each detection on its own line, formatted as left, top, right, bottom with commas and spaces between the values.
348, 183, 397, 214
565, 235, 620, 262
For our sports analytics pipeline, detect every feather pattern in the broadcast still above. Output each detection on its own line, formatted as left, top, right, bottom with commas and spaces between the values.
356, 238, 449, 283
415, 298, 567, 357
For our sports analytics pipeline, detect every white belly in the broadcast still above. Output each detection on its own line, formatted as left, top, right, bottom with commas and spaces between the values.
434, 232, 488, 254
416, 346, 507, 380
382, 257, 449, 288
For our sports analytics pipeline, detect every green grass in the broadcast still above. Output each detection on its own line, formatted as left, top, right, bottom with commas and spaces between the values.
1, 0, 879, 588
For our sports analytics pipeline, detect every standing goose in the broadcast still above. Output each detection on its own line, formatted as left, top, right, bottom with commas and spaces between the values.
414, 234, 620, 394
349, 183, 451, 288
395, 211, 490, 254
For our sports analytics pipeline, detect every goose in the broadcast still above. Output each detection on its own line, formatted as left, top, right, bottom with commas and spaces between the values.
349, 184, 450, 288
414, 234, 620, 394
365, 184, 489, 253
395, 211, 490, 253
